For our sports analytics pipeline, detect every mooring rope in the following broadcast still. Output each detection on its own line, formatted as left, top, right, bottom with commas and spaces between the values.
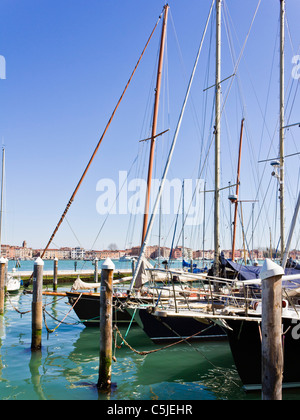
5, 292, 31, 316
113, 324, 209, 355
43, 293, 83, 335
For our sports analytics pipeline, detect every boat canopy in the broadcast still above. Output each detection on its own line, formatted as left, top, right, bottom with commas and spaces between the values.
219, 253, 300, 284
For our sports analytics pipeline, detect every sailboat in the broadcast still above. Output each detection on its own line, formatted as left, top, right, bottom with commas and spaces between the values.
67, 2, 221, 329
6, 270, 21, 293
124, 0, 229, 342
67, 5, 176, 325
202, 0, 300, 391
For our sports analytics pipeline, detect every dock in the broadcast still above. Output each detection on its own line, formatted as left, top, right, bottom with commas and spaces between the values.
10, 269, 132, 279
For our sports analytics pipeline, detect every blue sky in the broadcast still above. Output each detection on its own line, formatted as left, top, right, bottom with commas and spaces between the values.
0, 0, 299, 254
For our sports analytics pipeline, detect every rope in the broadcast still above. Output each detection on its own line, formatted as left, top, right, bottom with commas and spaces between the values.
7, 289, 102, 327
43, 293, 83, 335
119, 308, 137, 346
113, 320, 241, 389
113, 324, 210, 355
5, 292, 31, 316
31, 10, 164, 272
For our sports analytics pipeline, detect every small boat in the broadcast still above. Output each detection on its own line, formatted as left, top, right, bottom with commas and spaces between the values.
66, 291, 131, 326
119, 255, 134, 262
66, 258, 165, 326
6, 273, 21, 293
66, 287, 171, 327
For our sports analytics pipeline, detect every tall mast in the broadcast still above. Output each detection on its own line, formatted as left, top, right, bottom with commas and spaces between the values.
231, 118, 245, 261
141, 4, 169, 245
129, 0, 215, 292
158, 196, 162, 266
279, 0, 285, 260
37, 12, 163, 262
182, 180, 185, 267
203, 181, 207, 268
214, 0, 221, 275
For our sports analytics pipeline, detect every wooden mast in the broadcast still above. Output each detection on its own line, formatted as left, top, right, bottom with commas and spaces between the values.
129, 0, 215, 291
141, 4, 169, 245
231, 118, 245, 261
36, 12, 163, 262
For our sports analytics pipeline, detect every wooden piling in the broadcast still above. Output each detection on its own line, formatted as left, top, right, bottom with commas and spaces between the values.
31, 257, 44, 351
4, 259, 8, 294
0, 257, 6, 315
97, 258, 115, 391
261, 258, 284, 400
53, 257, 58, 292
94, 258, 99, 292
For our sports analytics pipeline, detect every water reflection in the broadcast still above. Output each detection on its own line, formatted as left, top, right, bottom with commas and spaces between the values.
65, 324, 244, 400
29, 350, 46, 400
0, 292, 266, 400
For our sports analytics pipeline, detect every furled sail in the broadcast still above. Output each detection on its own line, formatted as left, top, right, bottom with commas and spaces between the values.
71, 276, 100, 291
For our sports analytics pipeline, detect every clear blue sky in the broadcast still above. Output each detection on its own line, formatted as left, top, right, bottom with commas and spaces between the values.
0, 0, 299, 253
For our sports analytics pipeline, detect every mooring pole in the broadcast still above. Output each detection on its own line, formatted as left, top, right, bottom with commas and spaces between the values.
53, 257, 58, 292
94, 257, 99, 292
261, 258, 284, 400
131, 258, 135, 277
97, 258, 115, 391
31, 257, 44, 351
94, 257, 99, 282
0, 257, 6, 315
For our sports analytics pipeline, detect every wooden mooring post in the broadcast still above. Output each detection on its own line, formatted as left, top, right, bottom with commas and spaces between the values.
94, 257, 99, 282
31, 257, 44, 351
94, 257, 99, 292
261, 258, 284, 400
97, 258, 115, 391
53, 257, 58, 292
0, 257, 7, 315
131, 258, 135, 277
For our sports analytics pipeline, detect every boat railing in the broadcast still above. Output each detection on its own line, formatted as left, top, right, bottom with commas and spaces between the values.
124, 268, 262, 315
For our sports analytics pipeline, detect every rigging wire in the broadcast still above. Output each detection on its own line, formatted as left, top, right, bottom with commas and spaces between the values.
179, 0, 262, 255
222, 0, 296, 253
91, 154, 139, 252
36, 9, 164, 262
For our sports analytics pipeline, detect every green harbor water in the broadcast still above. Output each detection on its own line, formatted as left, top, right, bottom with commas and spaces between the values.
0, 289, 300, 401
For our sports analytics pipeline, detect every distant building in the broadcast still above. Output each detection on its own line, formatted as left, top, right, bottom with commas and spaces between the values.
171, 246, 192, 260
151, 247, 170, 259
8, 241, 33, 260
3, 240, 300, 263
1, 244, 13, 259
71, 247, 85, 260
58, 247, 72, 259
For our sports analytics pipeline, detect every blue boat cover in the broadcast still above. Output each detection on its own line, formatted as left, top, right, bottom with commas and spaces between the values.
182, 259, 207, 273
182, 260, 198, 268
219, 254, 300, 288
